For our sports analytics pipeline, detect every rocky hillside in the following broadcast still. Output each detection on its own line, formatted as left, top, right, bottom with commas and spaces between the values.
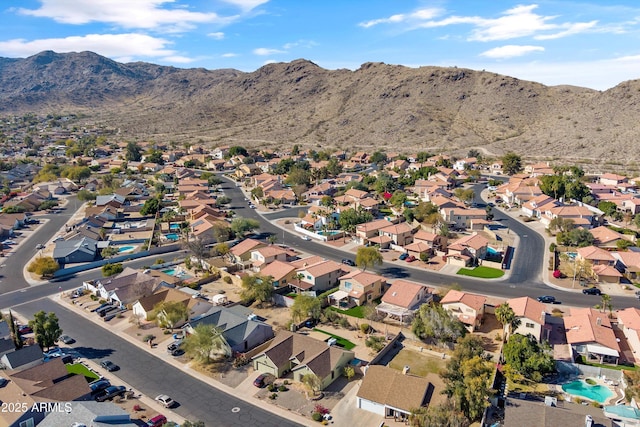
1, 50, 640, 163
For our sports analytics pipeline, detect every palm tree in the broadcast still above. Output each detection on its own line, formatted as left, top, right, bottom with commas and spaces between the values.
495, 302, 520, 342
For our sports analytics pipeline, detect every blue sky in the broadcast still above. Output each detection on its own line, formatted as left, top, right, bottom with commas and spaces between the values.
1, 1, 640, 90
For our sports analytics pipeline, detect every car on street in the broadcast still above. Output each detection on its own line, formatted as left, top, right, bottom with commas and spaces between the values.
59, 335, 75, 344
89, 379, 111, 395
341, 259, 355, 266
100, 360, 119, 372
582, 287, 602, 296
94, 385, 126, 402
253, 373, 275, 388
398, 253, 409, 260
249, 204, 256, 209
146, 414, 168, 427
301, 235, 311, 241
536, 295, 557, 304
35, 243, 45, 250
155, 394, 175, 408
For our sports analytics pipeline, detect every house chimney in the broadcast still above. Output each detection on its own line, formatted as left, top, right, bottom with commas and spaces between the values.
596, 317, 602, 326
402, 365, 410, 375
541, 311, 546, 323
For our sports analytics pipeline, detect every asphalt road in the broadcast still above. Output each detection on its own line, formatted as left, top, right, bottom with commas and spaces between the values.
14, 298, 303, 427
221, 177, 639, 310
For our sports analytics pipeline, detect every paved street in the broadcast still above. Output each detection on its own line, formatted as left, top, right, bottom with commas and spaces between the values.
14, 298, 304, 427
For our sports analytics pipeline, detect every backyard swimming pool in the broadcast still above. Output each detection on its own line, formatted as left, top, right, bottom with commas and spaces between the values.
562, 379, 613, 403
166, 233, 179, 240
118, 245, 135, 253
487, 246, 501, 256
169, 223, 180, 230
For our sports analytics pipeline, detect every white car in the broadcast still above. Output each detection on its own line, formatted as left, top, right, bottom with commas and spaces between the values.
249, 204, 256, 209
155, 394, 175, 408
301, 236, 311, 241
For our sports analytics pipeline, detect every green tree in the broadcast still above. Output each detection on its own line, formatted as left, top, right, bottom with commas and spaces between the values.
181, 421, 205, 427
77, 189, 97, 201
557, 227, 594, 247
501, 152, 523, 175
125, 141, 142, 162
343, 365, 355, 381
101, 247, 119, 259
29, 311, 63, 351
183, 323, 231, 363
5, 310, 23, 349
598, 201, 618, 217
503, 334, 555, 382
409, 400, 470, 427
355, 247, 383, 271
411, 303, 467, 344
290, 294, 322, 323
102, 263, 124, 277
151, 301, 189, 330
369, 150, 387, 165
240, 274, 274, 307
228, 146, 248, 157
494, 302, 520, 342
301, 373, 322, 397
27, 257, 59, 278
338, 208, 373, 236
389, 190, 407, 208
183, 237, 209, 270
454, 188, 475, 205
140, 197, 161, 216
230, 217, 260, 237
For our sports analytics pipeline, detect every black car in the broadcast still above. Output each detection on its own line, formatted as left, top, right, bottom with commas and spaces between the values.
59, 335, 75, 344
95, 385, 126, 402
341, 259, 356, 266
89, 379, 111, 395
100, 360, 119, 372
536, 295, 556, 304
582, 287, 602, 295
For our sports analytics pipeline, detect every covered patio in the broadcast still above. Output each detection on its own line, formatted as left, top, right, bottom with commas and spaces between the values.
327, 290, 350, 309
375, 302, 416, 324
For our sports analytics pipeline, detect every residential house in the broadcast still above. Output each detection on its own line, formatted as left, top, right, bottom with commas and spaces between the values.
52, 236, 99, 265
540, 205, 597, 229
0, 345, 43, 370
259, 260, 298, 288
132, 287, 212, 323
330, 270, 387, 307
376, 279, 434, 323
355, 218, 398, 245
185, 305, 274, 354
290, 259, 349, 294
83, 267, 167, 306
441, 207, 487, 230
229, 238, 267, 264
495, 177, 543, 206
600, 173, 627, 186
576, 245, 616, 266
440, 290, 486, 331
357, 365, 443, 421
589, 226, 634, 249
616, 307, 640, 364
521, 195, 558, 218
524, 162, 554, 177
378, 222, 415, 247
506, 297, 551, 342
250, 246, 289, 267
446, 233, 489, 266
564, 307, 620, 364
252, 331, 354, 390
614, 251, 640, 280
39, 402, 136, 427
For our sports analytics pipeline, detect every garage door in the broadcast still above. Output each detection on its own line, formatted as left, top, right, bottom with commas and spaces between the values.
357, 397, 385, 415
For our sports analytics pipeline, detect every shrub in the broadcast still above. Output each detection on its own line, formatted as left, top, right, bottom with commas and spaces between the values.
284, 379, 289, 385
163, 330, 171, 335
549, 243, 556, 252
553, 270, 562, 279
495, 333, 502, 341
278, 385, 288, 392
99, 299, 107, 304
90, 295, 98, 301
223, 276, 233, 284
314, 404, 329, 415
269, 393, 277, 400
142, 334, 155, 342
267, 383, 276, 392
311, 412, 323, 422
359, 323, 370, 334
591, 401, 602, 408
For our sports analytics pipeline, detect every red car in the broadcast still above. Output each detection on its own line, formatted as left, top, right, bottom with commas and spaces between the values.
146, 414, 167, 427
405, 255, 416, 262
253, 373, 274, 388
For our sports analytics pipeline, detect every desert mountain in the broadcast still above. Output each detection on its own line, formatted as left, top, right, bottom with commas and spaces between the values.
1, 50, 639, 163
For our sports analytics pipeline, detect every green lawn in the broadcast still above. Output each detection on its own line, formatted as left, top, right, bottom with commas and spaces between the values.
576, 356, 638, 371
313, 328, 356, 350
66, 363, 100, 381
457, 266, 505, 279
328, 305, 366, 318
387, 349, 446, 377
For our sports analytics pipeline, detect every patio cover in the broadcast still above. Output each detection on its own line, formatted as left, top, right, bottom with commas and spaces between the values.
586, 344, 619, 358
328, 290, 349, 301
375, 302, 415, 322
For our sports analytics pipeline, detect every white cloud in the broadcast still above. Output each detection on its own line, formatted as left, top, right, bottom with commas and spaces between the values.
221, 52, 239, 57
359, 8, 442, 28
535, 21, 598, 40
17, 0, 235, 30
480, 44, 544, 59
222, 0, 269, 12
253, 47, 284, 56
0, 33, 176, 59
207, 32, 225, 40
283, 39, 317, 50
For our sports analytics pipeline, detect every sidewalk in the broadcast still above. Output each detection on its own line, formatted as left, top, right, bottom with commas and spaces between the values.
51, 293, 315, 427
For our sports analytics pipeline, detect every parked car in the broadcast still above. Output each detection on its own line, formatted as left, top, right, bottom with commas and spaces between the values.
35, 243, 45, 250
582, 287, 602, 295
398, 253, 409, 260
536, 295, 557, 304
253, 373, 275, 388
18, 325, 32, 334
94, 385, 126, 402
59, 335, 75, 344
0, 377, 8, 387
301, 235, 311, 241
405, 255, 416, 263
341, 259, 356, 266
100, 360, 119, 372
91, 303, 111, 313
146, 414, 168, 427
89, 379, 111, 395
155, 394, 175, 408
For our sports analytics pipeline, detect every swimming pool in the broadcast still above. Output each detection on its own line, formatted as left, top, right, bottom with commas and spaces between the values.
317, 230, 341, 236
118, 245, 135, 253
487, 247, 501, 256
166, 233, 179, 240
562, 379, 613, 403
169, 223, 180, 230
567, 252, 577, 259
162, 268, 176, 276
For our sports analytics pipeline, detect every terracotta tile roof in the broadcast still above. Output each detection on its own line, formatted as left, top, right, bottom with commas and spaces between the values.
290, 255, 325, 268
356, 219, 395, 233
404, 241, 432, 253
507, 297, 547, 323
368, 235, 393, 244
592, 264, 622, 277
589, 226, 625, 245
357, 365, 433, 412
382, 280, 432, 309
230, 238, 265, 257
414, 230, 437, 242
564, 308, 620, 351
577, 245, 615, 262
440, 290, 486, 311
448, 233, 489, 251
616, 251, 640, 270
340, 270, 386, 286
299, 260, 346, 278
260, 260, 296, 281
379, 222, 414, 235
618, 307, 640, 331
253, 245, 288, 258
